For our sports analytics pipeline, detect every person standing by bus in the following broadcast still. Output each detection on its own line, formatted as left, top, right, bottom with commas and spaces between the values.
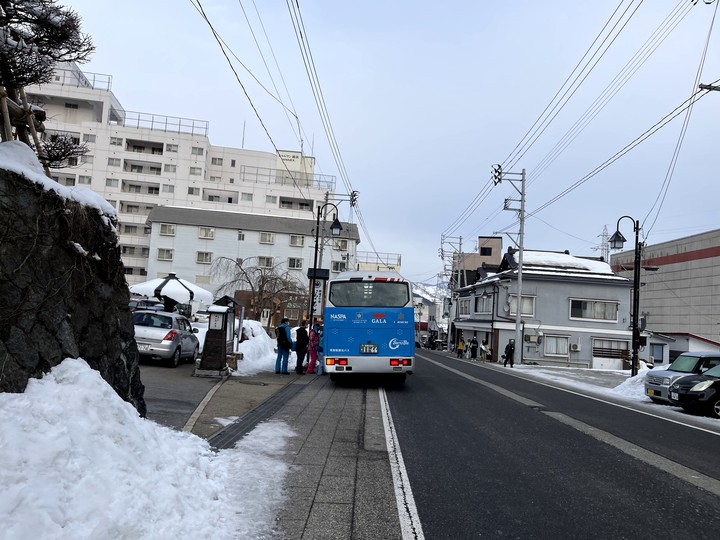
295, 320, 309, 375
275, 318, 293, 374
456, 337, 465, 359
306, 320, 321, 374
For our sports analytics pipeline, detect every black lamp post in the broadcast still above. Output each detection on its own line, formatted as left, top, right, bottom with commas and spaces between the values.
608, 216, 642, 377
308, 203, 343, 327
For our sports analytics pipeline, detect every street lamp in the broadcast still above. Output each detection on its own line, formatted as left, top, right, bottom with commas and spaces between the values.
308, 202, 343, 327
608, 216, 642, 377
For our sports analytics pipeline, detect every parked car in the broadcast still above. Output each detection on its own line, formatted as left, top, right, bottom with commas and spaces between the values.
668, 364, 720, 418
132, 310, 200, 367
644, 351, 720, 403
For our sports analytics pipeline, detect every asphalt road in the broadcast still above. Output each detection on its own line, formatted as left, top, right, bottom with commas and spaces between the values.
139, 361, 217, 430
387, 350, 720, 539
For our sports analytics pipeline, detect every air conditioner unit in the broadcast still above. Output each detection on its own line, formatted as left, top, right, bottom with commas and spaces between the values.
524, 334, 538, 343
570, 343, 581, 352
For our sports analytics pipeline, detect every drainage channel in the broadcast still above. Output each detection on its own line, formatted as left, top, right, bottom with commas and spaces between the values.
207, 382, 305, 450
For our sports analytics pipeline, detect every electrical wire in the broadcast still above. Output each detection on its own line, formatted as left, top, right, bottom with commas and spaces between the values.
642, 0, 719, 239
189, 0, 310, 198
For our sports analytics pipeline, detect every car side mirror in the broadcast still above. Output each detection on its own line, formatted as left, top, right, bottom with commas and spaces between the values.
193, 328, 199, 333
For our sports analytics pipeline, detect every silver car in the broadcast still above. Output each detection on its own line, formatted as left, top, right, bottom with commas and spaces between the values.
132, 310, 200, 368
644, 351, 720, 403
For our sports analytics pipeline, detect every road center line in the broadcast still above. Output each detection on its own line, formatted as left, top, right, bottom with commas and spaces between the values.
545, 411, 720, 497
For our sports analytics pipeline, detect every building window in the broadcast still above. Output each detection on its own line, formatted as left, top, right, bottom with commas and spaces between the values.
288, 257, 303, 270
544, 336, 569, 357
149, 166, 161, 175
105, 178, 119, 188
480, 246, 493, 256
162, 184, 174, 193
285, 308, 300, 320
509, 295, 535, 317
148, 186, 160, 195
231, 159, 236, 167
474, 295, 492, 313
157, 248, 173, 261
189, 167, 202, 176
188, 187, 200, 196
110, 137, 123, 146
132, 145, 145, 153
209, 176, 221, 182
570, 299, 618, 322
260, 232, 275, 244
82, 134, 96, 143
199, 227, 215, 239
459, 298, 470, 315
122, 246, 136, 256
108, 158, 121, 167
130, 164, 143, 173
592, 339, 630, 359
211, 157, 223, 166
166, 143, 178, 152
196, 251, 213, 264
258, 256, 273, 268
332, 261, 346, 273
127, 184, 141, 193
241, 192, 253, 202
290, 235, 304, 247
159, 223, 176, 236
64, 102, 78, 109
335, 239, 348, 251
123, 224, 138, 234
191, 147, 204, 156
238, 231, 245, 241
78, 175, 92, 185
650, 343, 665, 364
164, 164, 177, 173
151, 147, 163, 155
207, 195, 220, 202
266, 195, 277, 204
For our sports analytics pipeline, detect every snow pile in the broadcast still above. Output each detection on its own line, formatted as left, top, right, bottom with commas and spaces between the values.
0, 358, 294, 539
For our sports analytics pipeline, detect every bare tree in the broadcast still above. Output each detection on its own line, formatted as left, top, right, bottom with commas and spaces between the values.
0, 0, 94, 156
211, 257, 307, 331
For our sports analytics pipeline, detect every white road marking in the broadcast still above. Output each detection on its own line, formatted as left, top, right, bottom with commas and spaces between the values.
379, 387, 425, 540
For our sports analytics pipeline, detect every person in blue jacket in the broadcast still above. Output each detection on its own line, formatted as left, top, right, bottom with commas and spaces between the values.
274, 318, 294, 374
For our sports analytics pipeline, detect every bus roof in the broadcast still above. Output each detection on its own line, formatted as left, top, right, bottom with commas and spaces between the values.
332, 271, 409, 282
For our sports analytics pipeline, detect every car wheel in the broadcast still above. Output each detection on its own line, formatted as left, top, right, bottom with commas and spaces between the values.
711, 397, 720, 419
169, 348, 181, 368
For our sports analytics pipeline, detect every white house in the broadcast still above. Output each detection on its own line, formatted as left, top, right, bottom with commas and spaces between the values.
451, 248, 641, 369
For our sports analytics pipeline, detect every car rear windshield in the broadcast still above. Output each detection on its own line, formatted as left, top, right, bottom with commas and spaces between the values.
132, 313, 173, 329
668, 354, 703, 373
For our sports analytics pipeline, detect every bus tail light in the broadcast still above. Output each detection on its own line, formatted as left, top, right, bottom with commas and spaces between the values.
326, 358, 348, 366
390, 359, 412, 367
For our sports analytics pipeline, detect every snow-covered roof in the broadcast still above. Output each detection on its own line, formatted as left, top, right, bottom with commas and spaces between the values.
515, 251, 613, 274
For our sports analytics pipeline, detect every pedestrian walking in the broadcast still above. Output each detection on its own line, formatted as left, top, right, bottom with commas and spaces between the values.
503, 340, 515, 368
306, 320, 321, 374
469, 336, 479, 360
274, 318, 293, 374
480, 338, 489, 362
456, 338, 465, 359
295, 320, 309, 374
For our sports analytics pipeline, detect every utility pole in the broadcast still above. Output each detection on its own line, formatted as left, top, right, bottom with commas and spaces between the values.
439, 234, 463, 350
493, 165, 526, 363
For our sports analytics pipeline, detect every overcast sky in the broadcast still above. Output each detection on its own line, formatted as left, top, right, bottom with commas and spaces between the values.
61, 1, 720, 286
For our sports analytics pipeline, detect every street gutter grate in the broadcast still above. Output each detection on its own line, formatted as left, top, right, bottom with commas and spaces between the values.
207, 382, 305, 450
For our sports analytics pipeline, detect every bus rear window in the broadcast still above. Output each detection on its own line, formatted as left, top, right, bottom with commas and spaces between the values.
328, 281, 409, 307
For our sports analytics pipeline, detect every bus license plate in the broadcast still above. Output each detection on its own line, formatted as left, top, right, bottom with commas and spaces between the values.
360, 343, 378, 354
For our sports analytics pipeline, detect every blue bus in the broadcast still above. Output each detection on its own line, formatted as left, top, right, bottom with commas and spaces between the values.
323, 271, 415, 384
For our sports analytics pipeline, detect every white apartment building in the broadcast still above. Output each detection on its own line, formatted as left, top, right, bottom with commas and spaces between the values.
145, 206, 359, 296
26, 63, 337, 285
